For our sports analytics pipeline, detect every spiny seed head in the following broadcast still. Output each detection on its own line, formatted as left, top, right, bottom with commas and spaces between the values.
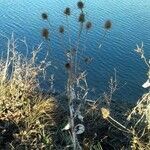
86, 21, 92, 30
101, 107, 110, 119
42, 28, 49, 39
65, 63, 71, 70
77, 1, 84, 9
59, 25, 65, 34
41, 13, 48, 20
64, 7, 71, 16
78, 13, 85, 23
104, 20, 112, 30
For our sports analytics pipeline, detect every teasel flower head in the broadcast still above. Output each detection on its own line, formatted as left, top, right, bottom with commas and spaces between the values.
101, 107, 110, 119
77, 1, 84, 10
104, 20, 112, 30
41, 13, 48, 20
86, 21, 92, 30
59, 25, 65, 34
42, 28, 49, 39
78, 13, 85, 23
64, 7, 71, 16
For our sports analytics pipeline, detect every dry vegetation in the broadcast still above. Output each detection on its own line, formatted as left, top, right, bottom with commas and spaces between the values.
0, 33, 149, 150
0, 1, 150, 150
0, 35, 66, 149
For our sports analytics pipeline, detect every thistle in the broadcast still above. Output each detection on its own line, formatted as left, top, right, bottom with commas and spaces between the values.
64, 7, 71, 16
41, 13, 48, 20
42, 28, 49, 39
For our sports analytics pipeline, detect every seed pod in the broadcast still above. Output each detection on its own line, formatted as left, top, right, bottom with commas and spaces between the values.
64, 7, 71, 16
59, 25, 65, 34
42, 28, 49, 39
41, 13, 48, 20
78, 13, 85, 23
86, 21, 92, 30
77, 1, 84, 9
104, 20, 112, 30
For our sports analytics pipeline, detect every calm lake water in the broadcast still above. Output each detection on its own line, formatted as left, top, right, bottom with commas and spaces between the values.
0, 0, 150, 102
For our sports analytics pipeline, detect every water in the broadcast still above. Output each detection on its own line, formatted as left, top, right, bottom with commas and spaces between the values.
0, 0, 150, 102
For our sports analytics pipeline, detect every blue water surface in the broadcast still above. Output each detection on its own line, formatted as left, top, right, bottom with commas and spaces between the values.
0, 0, 150, 101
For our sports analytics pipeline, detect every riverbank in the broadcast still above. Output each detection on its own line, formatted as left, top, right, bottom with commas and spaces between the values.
0, 35, 149, 150
0, 86, 149, 149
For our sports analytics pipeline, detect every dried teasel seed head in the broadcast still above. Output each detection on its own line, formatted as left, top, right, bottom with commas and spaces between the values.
86, 21, 92, 30
41, 13, 48, 20
65, 63, 71, 70
59, 25, 65, 34
42, 28, 49, 39
77, 1, 84, 9
101, 107, 110, 119
104, 20, 112, 30
64, 7, 71, 16
78, 13, 85, 23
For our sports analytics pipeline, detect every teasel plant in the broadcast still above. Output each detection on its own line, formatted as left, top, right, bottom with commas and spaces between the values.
41, 1, 112, 149
62, 66, 88, 150
63, 7, 72, 49
41, 12, 56, 58
61, 1, 90, 149
98, 20, 112, 48
126, 42, 150, 149
58, 25, 65, 49
75, 1, 86, 74
63, 47, 88, 149
41, 3, 86, 149
41, 12, 53, 29
78, 21, 93, 69
41, 13, 60, 93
